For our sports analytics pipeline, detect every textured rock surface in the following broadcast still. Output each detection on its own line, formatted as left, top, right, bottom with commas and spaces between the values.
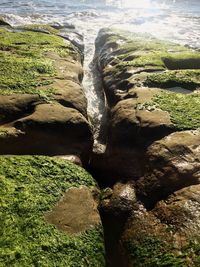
93, 28, 200, 182
121, 185, 200, 267
0, 25, 92, 162
93, 28, 200, 267
136, 130, 200, 207
45, 186, 100, 234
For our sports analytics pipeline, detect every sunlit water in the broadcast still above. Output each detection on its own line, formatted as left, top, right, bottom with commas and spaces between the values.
0, 0, 200, 148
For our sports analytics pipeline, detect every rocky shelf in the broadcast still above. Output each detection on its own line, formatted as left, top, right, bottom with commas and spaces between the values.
0, 22, 200, 267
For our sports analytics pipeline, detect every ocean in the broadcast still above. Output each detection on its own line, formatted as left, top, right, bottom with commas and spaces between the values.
0, 0, 199, 48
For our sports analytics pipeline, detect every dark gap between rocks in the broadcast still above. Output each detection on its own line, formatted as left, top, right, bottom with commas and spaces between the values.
83, 41, 131, 267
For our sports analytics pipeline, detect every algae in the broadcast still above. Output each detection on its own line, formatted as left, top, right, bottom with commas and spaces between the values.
0, 27, 77, 100
145, 70, 200, 90
141, 91, 200, 130
124, 237, 188, 267
18, 24, 60, 35
0, 156, 105, 267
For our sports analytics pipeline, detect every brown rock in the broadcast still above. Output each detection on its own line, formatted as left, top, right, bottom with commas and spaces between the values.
109, 97, 173, 147
0, 103, 93, 162
0, 94, 40, 123
54, 79, 87, 117
101, 182, 136, 216
45, 186, 101, 234
136, 130, 200, 207
121, 185, 200, 266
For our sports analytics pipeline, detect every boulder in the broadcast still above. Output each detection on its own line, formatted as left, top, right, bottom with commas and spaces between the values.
121, 184, 200, 267
136, 130, 200, 207
0, 103, 92, 163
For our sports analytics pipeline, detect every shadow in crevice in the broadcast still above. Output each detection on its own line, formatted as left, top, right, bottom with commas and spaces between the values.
100, 209, 130, 267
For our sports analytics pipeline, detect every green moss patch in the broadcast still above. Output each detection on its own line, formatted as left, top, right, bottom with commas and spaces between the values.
124, 237, 188, 267
0, 156, 105, 267
0, 27, 76, 99
142, 91, 200, 130
145, 70, 200, 90
102, 30, 200, 91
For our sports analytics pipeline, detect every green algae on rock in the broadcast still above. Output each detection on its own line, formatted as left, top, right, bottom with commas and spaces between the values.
17, 24, 60, 35
0, 25, 91, 160
0, 27, 75, 97
96, 28, 200, 107
141, 91, 200, 130
145, 70, 200, 90
0, 156, 105, 267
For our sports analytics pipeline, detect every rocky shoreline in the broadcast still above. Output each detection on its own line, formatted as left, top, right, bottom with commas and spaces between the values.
0, 21, 200, 267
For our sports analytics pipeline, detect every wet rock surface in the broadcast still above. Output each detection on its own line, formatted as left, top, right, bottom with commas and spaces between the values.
121, 184, 200, 266
136, 130, 200, 207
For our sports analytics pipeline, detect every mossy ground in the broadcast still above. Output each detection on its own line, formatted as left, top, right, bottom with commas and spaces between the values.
141, 91, 200, 130
0, 26, 77, 100
124, 236, 200, 267
0, 156, 105, 267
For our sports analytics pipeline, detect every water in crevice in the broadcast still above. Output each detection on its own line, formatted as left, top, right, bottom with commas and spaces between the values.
82, 30, 108, 153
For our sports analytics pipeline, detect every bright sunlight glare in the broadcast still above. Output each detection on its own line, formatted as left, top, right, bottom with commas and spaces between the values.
105, 0, 152, 8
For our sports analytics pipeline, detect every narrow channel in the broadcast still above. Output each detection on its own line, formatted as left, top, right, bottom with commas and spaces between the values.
82, 29, 108, 153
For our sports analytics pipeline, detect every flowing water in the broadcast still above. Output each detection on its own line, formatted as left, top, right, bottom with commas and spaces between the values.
0, 0, 200, 147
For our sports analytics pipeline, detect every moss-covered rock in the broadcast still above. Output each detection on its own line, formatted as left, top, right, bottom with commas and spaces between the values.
0, 156, 105, 267
93, 27, 200, 186
95, 27, 200, 149
121, 184, 200, 267
95, 29, 200, 107
0, 26, 91, 160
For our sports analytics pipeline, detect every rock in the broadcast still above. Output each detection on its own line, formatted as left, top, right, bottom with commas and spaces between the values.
0, 94, 40, 123
55, 154, 82, 166
0, 156, 105, 266
96, 29, 200, 108
92, 28, 200, 182
59, 31, 84, 57
108, 90, 173, 147
121, 184, 200, 266
0, 25, 92, 162
0, 16, 11, 27
100, 182, 137, 267
136, 130, 200, 207
90, 146, 144, 185
45, 186, 101, 234
54, 80, 87, 117
0, 103, 93, 163
101, 182, 136, 216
